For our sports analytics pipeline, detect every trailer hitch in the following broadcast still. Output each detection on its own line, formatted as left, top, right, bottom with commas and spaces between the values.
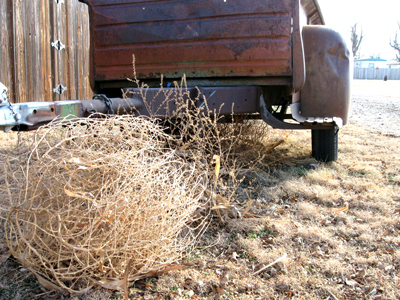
0, 82, 144, 132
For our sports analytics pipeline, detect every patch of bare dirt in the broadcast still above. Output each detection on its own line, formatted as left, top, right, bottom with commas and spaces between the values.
350, 80, 400, 136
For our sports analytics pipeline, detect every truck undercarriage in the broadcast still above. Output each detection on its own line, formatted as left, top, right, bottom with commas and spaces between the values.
0, 0, 351, 162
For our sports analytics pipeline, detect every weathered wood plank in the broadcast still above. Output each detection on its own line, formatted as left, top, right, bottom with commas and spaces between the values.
0, 0, 13, 99
13, 0, 27, 103
66, 0, 77, 99
80, 2, 92, 99
54, 0, 67, 100
40, 1, 52, 101
0, 0, 91, 103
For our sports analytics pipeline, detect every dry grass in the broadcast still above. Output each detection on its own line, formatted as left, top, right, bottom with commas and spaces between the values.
147, 125, 400, 300
0, 80, 399, 299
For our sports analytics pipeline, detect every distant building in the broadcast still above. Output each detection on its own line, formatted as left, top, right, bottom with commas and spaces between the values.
386, 61, 400, 69
354, 58, 388, 69
353, 58, 400, 80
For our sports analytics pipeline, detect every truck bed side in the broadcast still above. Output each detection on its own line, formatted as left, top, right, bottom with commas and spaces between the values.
80, 0, 294, 84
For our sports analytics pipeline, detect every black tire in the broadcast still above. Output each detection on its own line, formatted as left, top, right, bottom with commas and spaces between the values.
311, 126, 339, 162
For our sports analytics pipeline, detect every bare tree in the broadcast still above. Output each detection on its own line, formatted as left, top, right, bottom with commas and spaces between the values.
351, 23, 364, 60
389, 22, 400, 62
369, 54, 381, 59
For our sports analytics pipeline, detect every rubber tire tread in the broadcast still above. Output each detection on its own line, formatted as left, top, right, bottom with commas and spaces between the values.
311, 126, 339, 162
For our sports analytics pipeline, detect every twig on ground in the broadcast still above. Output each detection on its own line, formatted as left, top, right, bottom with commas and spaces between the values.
253, 253, 287, 275
326, 289, 340, 300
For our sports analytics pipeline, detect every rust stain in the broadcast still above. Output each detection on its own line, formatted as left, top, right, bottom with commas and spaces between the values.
82, 0, 293, 83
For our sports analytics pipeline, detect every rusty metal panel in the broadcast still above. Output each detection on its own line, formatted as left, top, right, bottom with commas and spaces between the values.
82, 0, 294, 83
300, 0, 324, 25
197, 87, 260, 115
123, 86, 261, 117
300, 26, 351, 125
293, 0, 306, 93
123, 87, 196, 117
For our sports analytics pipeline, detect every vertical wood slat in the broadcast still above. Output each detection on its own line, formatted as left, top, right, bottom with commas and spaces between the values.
14, 0, 23, 103
66, 0, 77, 99
52, 0, 63, 101
49, 0, 58, 102
57, 0, 68, 101
0, 0, 14, 100
80, 4, 91, 99
41, 1, 52, 101
0, 0, 92, 104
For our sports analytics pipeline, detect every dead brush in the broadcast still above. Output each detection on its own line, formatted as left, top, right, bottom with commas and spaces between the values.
1, 72, 285, 294
126, 74, 284, 221
2, 116, 210, 293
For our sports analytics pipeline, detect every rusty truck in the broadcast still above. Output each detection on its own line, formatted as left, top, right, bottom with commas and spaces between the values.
0, 0, 351, 162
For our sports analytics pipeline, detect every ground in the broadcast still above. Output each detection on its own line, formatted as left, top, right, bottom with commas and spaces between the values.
0, 80, 399, 299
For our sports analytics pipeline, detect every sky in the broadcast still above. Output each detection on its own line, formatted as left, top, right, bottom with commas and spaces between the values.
317, 0, 400, 61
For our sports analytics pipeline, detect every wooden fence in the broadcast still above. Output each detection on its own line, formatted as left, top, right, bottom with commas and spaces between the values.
353, 68, 400, 80
0, 0, 92, 104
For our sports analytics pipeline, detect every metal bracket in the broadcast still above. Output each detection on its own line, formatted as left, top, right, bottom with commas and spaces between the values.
0, 82, 9, 107
259, 93, 331, 130
93, 94, 114, 114
0, 82, 22, 131
290, 102, 343, 128
53, 84, 67, 95
51, 40, 66, 51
